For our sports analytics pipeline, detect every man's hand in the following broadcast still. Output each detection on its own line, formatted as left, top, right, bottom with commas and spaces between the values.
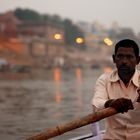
137, 89, 140, 103
105, 98, 134, 113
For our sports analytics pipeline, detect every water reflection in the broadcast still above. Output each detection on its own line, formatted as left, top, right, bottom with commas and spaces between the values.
75, 67, 83, 108
0, 67, 103, 140
75, 67, 82, 80
103, 66, 113, 73
54, 68, 62, 103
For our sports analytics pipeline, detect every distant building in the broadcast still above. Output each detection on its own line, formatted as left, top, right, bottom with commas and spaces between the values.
18, 21, 64, 42
17, 20, 65, 58
0, 11, 29, 60
0, 11, 66, 67
76, 21, 113, 62
0, 11, 20, 37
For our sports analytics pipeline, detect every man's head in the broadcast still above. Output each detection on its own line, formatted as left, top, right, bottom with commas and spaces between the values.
113, 39, 140, 82
114, 39, 139, 58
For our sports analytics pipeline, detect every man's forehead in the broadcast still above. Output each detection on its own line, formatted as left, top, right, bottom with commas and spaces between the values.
116, 47, 135, 54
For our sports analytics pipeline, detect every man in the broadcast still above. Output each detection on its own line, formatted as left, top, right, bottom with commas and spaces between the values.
92, 39, 140, 140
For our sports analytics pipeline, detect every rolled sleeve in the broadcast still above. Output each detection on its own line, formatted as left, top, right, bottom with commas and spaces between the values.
92, 74, 109, 110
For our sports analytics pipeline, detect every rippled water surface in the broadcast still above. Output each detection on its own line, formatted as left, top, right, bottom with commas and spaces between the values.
0, 68, 104, 140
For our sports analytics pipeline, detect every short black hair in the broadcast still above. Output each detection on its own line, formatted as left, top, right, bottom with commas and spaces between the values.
114, 39, 139, 57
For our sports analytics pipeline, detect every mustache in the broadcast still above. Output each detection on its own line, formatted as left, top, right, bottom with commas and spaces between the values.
118, 65, 133, 74
119, 65, 130, 69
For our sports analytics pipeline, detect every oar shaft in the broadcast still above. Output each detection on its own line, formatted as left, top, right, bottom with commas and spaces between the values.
26, 107, 117, 140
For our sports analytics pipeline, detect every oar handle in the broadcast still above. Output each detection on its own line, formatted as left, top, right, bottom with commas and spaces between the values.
26, 107, 117, 140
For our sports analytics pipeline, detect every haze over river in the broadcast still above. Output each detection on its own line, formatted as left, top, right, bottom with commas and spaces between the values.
0, 68, 106, 140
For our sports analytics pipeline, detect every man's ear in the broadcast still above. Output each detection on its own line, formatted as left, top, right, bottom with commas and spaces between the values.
112, 54, 115, 63
136, 56, 140, 64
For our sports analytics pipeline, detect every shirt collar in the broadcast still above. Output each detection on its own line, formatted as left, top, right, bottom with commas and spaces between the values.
109, 69, 140, 87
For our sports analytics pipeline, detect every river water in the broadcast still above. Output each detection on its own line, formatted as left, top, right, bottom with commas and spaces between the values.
0, 68, 105, 140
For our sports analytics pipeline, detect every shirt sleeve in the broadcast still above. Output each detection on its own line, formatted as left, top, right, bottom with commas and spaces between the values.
92, 74, 109, 110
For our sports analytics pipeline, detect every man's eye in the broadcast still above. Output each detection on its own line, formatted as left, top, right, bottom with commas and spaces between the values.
127, 55, 134, 59
116, 54, 134, 59
116, 54, 123, 59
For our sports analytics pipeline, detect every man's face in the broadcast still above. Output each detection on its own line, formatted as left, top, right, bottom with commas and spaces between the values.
113, 47, 139, 75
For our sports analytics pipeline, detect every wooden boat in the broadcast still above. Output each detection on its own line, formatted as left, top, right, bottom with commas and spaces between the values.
70, 132, 104, 140
70, 123, 105, 140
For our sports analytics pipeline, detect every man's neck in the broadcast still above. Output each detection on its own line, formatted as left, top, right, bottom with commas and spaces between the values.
119, 70, 135, 86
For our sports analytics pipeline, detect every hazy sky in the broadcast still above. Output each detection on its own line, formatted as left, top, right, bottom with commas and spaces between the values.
1, 0, 140, 33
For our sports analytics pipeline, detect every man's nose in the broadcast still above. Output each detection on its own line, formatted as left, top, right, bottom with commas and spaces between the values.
121, 57, 129, 64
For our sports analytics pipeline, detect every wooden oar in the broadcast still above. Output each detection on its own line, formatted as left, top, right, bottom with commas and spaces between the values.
26, 107, 117, 140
